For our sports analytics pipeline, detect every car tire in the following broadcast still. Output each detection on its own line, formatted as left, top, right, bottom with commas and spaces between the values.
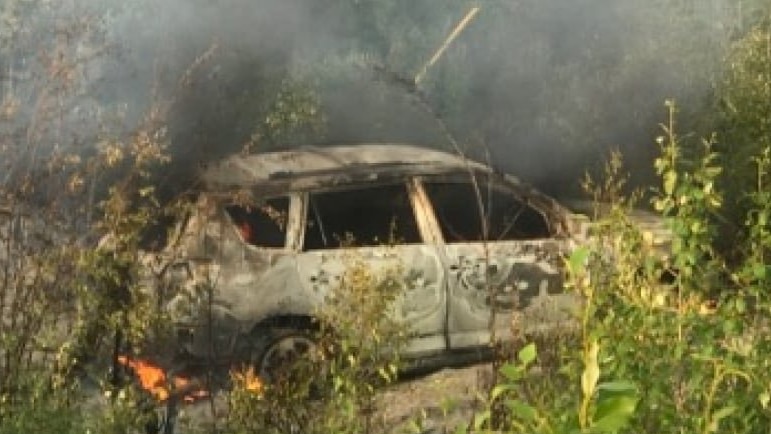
251, 328, 320, 384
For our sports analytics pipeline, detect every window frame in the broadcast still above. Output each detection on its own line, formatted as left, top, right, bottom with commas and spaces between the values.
216, 192, 300, 251
415, 173, 556, 244
297, 180, 431, 251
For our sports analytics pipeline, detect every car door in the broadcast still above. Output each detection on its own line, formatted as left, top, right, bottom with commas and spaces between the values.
418, 174, 578, 350
163, 192, 300, 358
294, 181, 448, 356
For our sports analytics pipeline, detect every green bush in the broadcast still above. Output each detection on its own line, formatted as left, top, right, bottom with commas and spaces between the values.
225, 257, 406, 434
464, 103, 771, 434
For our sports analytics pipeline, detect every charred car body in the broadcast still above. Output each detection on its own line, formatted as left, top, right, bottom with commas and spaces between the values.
146, 144, 666, 373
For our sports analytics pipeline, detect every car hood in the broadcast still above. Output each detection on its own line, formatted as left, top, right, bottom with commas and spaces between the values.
563, 199, 672, 254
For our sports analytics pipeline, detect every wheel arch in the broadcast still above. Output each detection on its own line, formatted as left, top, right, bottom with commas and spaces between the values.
249, 314, 320, 334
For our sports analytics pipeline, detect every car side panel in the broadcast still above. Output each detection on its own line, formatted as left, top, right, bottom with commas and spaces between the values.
294, 244, 448, 355
165, 195, 311, 358
444, 239, 580, 348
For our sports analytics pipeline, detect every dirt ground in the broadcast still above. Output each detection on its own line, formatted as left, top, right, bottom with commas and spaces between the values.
372, 363, 494, 433
146, 363, 495, 434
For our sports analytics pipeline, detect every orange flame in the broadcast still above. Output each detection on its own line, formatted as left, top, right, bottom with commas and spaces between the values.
230, 366, 263, 395
117, 356, 209, 403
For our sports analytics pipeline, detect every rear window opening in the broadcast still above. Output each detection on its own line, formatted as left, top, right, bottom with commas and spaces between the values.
303, 184, 421, 250
225, 197, 289, 248
423, 181, 551, 242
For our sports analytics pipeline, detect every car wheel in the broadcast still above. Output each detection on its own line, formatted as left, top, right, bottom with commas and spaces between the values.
254, 329, 320, 384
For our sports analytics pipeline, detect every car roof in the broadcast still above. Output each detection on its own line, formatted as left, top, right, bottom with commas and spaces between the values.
200, 143, 491, 189
199, 143, 574, 235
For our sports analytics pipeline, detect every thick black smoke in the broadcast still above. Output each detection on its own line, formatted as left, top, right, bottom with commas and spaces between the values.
2, 0, 737, 201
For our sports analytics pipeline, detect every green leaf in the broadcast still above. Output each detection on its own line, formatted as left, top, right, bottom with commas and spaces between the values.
664, 170, 678, 195
596, 381, 637, 393
654, 156, 666, 171
472, 409, 490, 430
518, 343, 537, 366
706, 406, 736, 433
760, 391, 770, 409
506, 399, 538, 421
490, 384, 515, 401
453, 424, 468, 434
499, 362, 523, 382
752, 264, 767, 280
758, 211, 768, 227
704, 166, 722, 177
734, 298, 746, 314
593, 395, 639, 432
690, 221, 702, 234
653, 197, 669, 212
377, 366, 389, 381
568, 247, 590, 275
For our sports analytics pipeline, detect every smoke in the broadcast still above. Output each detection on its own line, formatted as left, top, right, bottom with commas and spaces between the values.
2, 0, 738, 201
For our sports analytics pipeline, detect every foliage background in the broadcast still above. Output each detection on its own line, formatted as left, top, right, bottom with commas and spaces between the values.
1, 0, 771, 433
2, 0, 750, 199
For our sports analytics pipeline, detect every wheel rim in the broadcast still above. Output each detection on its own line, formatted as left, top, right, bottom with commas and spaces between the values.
258, 334, 317, 382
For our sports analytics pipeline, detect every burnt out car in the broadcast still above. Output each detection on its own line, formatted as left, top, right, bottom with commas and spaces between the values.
146, 144, 663, 374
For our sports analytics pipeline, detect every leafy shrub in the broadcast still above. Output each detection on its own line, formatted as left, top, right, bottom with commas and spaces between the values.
225, 256, 406, 434
464, 102, 771, 434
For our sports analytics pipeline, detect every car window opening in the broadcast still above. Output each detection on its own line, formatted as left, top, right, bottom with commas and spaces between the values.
303, 184, 421, 250
423, 181, 551, 242
225, 197, 289, 248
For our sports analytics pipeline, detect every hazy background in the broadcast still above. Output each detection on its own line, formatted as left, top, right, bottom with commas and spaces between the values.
1, 0, 740, 200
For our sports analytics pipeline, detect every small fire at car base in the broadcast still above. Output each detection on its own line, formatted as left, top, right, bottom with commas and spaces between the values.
117, 356, 209, 403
